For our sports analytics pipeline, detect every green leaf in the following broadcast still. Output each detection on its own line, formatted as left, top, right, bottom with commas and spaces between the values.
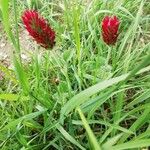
102, 134, 123, 150
77, 107, 102, 150
135, 129, 150, 140
56, 123, 86, 150
13, 58, 29, 95
0, 0, 17, 47
126, 89, 150, 108
111, 139, 150, 150
0, 63, 18, 84
0, 110, 47, 131
72, 120, 134, 135
60, 65, 150, 123
15, 132, 28, 147
119, 108, 150, 143
0, 94, 29, 101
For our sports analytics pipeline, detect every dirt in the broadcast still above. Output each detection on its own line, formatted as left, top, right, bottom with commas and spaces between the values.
0, 28, 35, 59
0, 25, 36, 80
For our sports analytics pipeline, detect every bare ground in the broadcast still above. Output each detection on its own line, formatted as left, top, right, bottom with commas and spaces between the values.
0, 25, 36, 80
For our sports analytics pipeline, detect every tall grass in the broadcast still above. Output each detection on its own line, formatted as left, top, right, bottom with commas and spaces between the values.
0, 0, 150, 149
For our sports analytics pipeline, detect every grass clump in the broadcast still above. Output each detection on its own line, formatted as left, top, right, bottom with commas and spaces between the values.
0, 0, 150, 149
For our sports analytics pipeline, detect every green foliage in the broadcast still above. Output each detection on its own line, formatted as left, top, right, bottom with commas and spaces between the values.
0, 0, 150, 149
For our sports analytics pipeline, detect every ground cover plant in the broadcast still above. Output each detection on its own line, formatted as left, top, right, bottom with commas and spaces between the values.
0, 0, 150, 149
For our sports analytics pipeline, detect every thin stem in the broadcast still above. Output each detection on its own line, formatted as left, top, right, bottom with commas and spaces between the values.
13, 0, 21, 54
106, 46, 112, 64
73, 3, 81, 77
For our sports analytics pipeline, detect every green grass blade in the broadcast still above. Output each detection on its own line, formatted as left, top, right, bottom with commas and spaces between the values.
0, 0, 17, 48
135, 129, 150, 140
73, 4, 81, 76
126, 89, 150, 108
13, 58, 29, 95
72, 120, 133, 135
100, 103, 150, 143
0, 62, 18, 84
0, 94, 29, 101
102, 134, 123, 150
0, 109, 47, 131
60, 65, 150, 123
77, 107, 101, 150
111, 139, 150, 150
56, 123, 86, 150
119, 108, 150, 143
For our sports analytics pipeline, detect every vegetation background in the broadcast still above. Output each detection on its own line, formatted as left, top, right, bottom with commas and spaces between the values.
0, 0, 150, 149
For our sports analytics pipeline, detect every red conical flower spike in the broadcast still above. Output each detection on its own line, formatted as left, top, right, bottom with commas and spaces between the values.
22, 10, 55, 49
102, 16, 120, 45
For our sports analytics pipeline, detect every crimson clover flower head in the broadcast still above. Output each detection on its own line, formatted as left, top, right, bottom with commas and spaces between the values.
102, 16, 120, 45
22, 10, 55, 49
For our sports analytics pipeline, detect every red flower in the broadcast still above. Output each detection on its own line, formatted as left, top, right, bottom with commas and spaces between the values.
102, 16, 120, 45
22, 10, 55, 49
